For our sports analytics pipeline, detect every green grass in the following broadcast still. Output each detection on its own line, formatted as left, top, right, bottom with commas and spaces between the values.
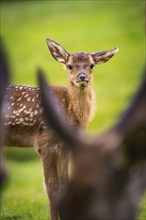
0, 1, 145, 219
0, 159, 49, 220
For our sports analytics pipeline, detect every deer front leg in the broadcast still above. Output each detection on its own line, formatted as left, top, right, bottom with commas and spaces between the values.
40, 146, 59, 220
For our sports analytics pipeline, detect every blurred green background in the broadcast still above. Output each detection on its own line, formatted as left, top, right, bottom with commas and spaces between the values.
0, 1, 145, 220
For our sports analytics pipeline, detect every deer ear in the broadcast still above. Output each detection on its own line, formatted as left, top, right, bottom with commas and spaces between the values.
46, 39, 69, 64
91, 47, 118, 64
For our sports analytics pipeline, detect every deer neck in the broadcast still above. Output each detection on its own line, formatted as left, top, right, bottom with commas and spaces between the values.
67, 82, 95, 127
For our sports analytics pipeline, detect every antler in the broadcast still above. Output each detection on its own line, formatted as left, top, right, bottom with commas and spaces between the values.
116, 69, 146, 134
0, 40, 10, 107
0, 39, 10, 187
115, 68, 146, 165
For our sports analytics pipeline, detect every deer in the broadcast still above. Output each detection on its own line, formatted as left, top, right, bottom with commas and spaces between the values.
2, 38, 118, 220
38, 66, 146, 220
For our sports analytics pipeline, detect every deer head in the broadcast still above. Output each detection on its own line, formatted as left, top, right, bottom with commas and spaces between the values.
38, 67, 146, 220
46, 39, 118, 88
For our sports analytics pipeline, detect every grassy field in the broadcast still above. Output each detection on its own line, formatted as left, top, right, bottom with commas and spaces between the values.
0, 1, 145, 220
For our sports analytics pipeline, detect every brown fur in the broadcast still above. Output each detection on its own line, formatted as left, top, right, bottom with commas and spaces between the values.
67, 83, 95, 127
38, 66, 146, 220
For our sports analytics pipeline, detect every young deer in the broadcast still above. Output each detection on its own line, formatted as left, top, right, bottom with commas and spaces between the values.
38, 67, 146, 220
3, 39, 118, 220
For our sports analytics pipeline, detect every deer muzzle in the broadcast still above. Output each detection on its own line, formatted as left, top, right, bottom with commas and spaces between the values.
76, 73, 89, 87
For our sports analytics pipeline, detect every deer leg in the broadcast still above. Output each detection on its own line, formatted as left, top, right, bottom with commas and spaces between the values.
40, 146, 59, 220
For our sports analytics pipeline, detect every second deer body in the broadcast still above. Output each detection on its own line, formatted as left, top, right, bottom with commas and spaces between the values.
3, 39, 118, 220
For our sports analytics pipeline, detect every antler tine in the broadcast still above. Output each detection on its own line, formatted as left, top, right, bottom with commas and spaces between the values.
0, 39, 10, 106
116, 67, 146, 135
37, 68, 84, 149
114, 67, 146, 164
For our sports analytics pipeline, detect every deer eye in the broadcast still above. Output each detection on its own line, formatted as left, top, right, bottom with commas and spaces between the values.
67, 65, 73, 70
90, 64, 94, 69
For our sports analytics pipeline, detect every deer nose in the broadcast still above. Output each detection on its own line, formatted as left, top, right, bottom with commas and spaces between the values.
77, 73, 88, 82
80, 75, 86, 81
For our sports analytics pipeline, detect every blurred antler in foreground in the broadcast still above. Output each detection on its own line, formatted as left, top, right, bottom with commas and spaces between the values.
38, 67, 146, 220
0, 39, 10, 187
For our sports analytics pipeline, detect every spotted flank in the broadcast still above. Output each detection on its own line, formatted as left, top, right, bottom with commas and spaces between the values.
4, 84, 68, 129
5, 84, 44, 127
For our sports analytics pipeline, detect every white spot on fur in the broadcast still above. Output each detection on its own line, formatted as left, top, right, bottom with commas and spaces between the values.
28, 108, 32, 112
17, 97, 22, 101
30, 113, 34, 117
10, 115, 16, 119
15, 121, 21, 125
34, 110, 38, 115
19, 118, 24, 122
